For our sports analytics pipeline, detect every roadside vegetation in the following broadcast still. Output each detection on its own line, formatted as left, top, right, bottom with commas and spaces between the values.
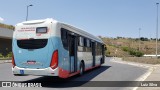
121, 46, 144, 57
101, 36, 160, 64
0, 52, 12, 60
0, 23, 14, 30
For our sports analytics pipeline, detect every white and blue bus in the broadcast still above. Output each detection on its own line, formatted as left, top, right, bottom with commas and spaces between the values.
12, 18, 106, 78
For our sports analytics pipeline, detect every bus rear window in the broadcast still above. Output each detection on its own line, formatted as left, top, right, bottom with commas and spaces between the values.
17, 39, 48, 49
36, 27, 47, 33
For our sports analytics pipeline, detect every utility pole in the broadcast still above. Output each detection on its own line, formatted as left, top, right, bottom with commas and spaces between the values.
156, 3, 159, 58
139, 28, 141, 51
26, 4, 33, 21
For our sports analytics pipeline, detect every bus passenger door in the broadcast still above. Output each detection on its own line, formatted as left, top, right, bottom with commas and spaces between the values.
68, 34, 77, 73
92, 42, 96, 66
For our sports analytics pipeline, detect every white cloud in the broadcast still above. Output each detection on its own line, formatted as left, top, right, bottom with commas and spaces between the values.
0, 17, 4, 23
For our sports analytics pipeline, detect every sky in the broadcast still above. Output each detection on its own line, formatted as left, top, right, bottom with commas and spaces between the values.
0, 0, 160, 38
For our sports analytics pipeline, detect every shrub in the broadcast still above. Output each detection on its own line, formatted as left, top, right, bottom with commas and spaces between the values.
122, 47, 129, 52
129, 50, 143, 57
122, 47, 144, 57
7, 52, 12, 58
135, 51, 144, 57
0, 53, 3, 58
105, 50, 111, 56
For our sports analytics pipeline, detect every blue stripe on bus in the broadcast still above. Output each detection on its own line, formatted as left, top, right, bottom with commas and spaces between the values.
12, 37, 70, 71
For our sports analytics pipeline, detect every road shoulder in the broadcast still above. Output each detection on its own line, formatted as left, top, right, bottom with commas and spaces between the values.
110, 57, 160, 90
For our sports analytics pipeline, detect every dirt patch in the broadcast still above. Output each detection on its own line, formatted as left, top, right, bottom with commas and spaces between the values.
122, 57, 160, 64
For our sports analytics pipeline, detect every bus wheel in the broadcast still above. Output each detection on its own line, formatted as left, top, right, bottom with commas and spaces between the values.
80, 62, 84, 75
99, 58, 103, 67
100, 58, 102, 64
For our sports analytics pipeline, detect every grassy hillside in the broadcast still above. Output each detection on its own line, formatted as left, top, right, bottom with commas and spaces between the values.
0, 23, 14, 30
101, 37, 158, 57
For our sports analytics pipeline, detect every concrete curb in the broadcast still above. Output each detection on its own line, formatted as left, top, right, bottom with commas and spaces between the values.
111, 57, 152, 67
0, 60, 12, 64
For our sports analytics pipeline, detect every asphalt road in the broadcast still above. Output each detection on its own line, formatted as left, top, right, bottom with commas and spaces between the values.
0, 58, 148, 90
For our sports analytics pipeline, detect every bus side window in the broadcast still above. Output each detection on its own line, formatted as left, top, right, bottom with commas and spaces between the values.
78, 37, 84, 52
95, 42, 102, 55
78, 36, 80, 46
86, 39, 91, 52
87, 39, 91, 47
79, 37, 84, 46
95, 42, 98, 55
61, 28, 68, 50
99, 43, 102, 55
83, 38, 87, 51
83, 38, 87, 47
89, 40, 92, 48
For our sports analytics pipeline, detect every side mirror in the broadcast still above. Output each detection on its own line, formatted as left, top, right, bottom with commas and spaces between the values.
105, 46, 107, 50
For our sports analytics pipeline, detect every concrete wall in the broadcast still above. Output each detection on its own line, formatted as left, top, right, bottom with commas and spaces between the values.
0, 28, 13, 56
0, 38, 12, 56
0, 27, 13, 39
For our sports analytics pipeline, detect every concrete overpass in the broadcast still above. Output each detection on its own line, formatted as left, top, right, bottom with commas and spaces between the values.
0, 27, 13, 56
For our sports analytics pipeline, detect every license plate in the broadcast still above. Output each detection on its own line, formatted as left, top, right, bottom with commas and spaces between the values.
27, 61, 36, 64
20, 70, 24, 74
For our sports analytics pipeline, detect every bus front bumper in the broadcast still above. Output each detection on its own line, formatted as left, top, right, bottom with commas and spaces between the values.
12, 66, 58, 76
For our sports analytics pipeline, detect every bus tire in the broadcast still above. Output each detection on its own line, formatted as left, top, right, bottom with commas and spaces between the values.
100, 58, 103, 64
80, 62, 84, 75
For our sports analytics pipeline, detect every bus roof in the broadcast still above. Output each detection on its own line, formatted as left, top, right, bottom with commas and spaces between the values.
16, 18, 104, 44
